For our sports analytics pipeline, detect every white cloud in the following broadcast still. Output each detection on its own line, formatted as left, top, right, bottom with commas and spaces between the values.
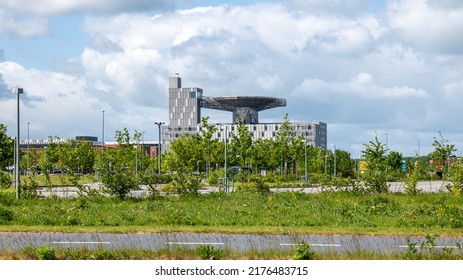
2, 2, 463, 156
388, 0, 463, 54
0, 10, 49, 37
0, 0, 176, 16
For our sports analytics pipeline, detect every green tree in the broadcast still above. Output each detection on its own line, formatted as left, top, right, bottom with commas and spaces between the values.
275, 114, 295, 174
199, 116, 219, 175
0, 124, 14, 170
362, 135, 388, 193
96, 128, 138, 198
429, 131, 457, 174
229, 118, 253, 168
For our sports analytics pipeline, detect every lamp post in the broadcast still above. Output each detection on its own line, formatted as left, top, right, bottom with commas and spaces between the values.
223, 125, 228, 191
332, 144, 337, 178
27, 122, 30, 175
155, 122, 164, 175
13, 87, 23, 199
304, 140, 308, 182
102, 110, 105, 151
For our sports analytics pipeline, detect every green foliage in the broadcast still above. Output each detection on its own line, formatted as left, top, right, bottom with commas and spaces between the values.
0, 172, 11, 189
162, 173, 201, 195
35, 245, 56, 260
236, 176, 269, 194
0, 124, 14, 170
196, 245, 223, 260
429, 131, 457, 172
292, 241, 315, 260
0, 206, 13, 222
404, 166, 421, 195
447, 161, 463, 196
96, 128, 140, 198
362, 135, 388, 193
20, 176, 39, 199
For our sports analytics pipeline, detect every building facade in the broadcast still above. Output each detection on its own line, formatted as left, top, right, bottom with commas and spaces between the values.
163, 76, 327, 150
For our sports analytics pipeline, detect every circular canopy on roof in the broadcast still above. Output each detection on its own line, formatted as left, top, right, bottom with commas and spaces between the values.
209, 96, 286, 111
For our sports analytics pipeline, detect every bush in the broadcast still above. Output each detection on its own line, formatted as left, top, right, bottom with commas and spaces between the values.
0, 206, 13, 222
196, 245, 223, 260
101, 171, 138, 199
36, 245, 56, 260
292, 241, 315, 260
162, 173, 202, 195
0, 172, 11, 189
236, 176, 269, 194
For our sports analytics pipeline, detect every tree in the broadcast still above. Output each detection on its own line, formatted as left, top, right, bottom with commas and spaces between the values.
228, 118, 253, 167
362, 135, 388, 193
96, 128, 138, 198
275, 114, 295, 174
429, 131, 457, 173
0, 124, 14, 170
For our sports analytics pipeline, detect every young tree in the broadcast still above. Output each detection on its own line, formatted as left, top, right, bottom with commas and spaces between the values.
0, 124, 14, 170
228, 118, 253, 167
429, 131, 457, 174
362, 135, 388, 193
96, 128, 138, 198
275, 114, 295, 174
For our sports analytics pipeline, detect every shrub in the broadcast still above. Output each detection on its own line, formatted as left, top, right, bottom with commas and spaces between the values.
0, 172, 11, 189
236, 176, 269, 194
196, 245, 223, 260
101, 172, 138, 199
0, 206, 13, 222
36, 245, 56, 260
162, 173, 201, 195
292, 241, 315, 260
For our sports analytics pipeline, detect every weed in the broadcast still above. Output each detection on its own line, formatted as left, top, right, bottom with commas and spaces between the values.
196, 245, 223, 260
292, 241, 315, 260
404, 237, 419, 260
35, 245, 56, 260
0, 206, 13, 222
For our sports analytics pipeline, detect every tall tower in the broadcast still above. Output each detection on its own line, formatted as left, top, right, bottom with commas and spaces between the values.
168, 76, 203, 126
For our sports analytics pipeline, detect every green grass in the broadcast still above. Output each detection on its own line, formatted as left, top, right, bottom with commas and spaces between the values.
1, 189, 463, 236
2, 242, 463, 260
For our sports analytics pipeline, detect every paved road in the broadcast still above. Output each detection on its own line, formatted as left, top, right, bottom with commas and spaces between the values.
37, 180, 451, 198
1, 232, 462, 254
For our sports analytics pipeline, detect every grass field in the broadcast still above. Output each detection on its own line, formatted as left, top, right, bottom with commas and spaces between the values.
1, 189, 463, 236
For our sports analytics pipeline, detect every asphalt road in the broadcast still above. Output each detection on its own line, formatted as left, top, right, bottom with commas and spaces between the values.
1, 232, 462, 254
37, 180, 451, 198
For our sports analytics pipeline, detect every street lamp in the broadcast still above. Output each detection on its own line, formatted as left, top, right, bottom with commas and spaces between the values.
155, 122, 164, 175
27, 122, 30, 175
304, 140, 308, 182
332, 144, 337, 178
222, 125, 228, 191
102, 110, 105, 151
13, 87, 23, 199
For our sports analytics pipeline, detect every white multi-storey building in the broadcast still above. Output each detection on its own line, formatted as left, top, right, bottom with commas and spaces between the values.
163, 76, 327, 150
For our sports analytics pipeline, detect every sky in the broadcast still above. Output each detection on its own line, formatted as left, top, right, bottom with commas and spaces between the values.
1, 0, 463, 158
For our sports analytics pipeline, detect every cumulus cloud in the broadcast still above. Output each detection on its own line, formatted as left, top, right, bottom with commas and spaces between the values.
2, 2, 463, 156
0, 0, 177, 16
0, 10, 49, 37
388, 0, 463, 54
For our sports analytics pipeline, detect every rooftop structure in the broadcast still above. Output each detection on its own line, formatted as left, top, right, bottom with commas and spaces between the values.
201, 96, 286, 124
164, 76, 327, 150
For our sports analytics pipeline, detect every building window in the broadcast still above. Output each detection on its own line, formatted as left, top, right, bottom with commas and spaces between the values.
189, 91, 196, 98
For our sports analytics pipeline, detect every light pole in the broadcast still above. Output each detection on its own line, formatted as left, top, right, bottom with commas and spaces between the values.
304, 140, 308, 182
332, 144, 337, 178
27, 122, 30, 175
224, 126, 228, 191
13, 87, 23, 199
155, 122, 164, 175
102, 110, 105, 151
